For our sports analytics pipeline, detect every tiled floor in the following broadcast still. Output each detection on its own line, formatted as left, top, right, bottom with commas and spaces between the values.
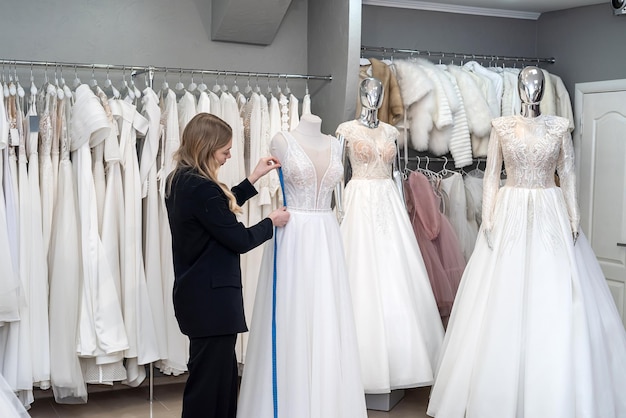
28, 382, 432, 417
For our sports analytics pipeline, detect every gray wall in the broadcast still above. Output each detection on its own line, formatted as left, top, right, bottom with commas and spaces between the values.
362, 5, 539, 58
537, 3, 626, 95
308, 0, 362, 133
0, 0, 309, 91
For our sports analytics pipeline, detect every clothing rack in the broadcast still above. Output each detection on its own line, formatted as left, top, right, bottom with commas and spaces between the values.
361, 45, 556, 65
0, 58, 333, 89
0, 57, 331, 406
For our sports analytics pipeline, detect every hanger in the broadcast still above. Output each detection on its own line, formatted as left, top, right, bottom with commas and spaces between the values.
88, 64, 98, 89
72, 65, 81, 89
283, 75, 291, 96
231, 73, 239, 94
244, 75, 253, 97
197, 72, 208, 93
212, 71, 222, 94
52, 65, 64, 100
174, 68, 185, 91
14, 64, 25, 98
119, 67, 135, 101
103, 66, 120, 99
221, 71, 229, 93
174, 68, 186, 100
188, 71, 197, 93
59, 65, 72, 99
128, 70, 142, 99
160, 68, 170, 96
265, 74, 273, 98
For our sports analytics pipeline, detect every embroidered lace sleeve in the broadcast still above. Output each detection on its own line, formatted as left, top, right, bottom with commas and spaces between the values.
481, 124, 503, 232
556, 130, 580, 235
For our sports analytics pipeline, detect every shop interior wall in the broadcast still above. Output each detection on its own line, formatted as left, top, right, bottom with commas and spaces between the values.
307, 0, 362, 134
361, 6, 539, 61
537, 3, 626, 97
0, 0, 309, 95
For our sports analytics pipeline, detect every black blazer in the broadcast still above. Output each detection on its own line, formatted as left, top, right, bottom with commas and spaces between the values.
165, 168, 273, 338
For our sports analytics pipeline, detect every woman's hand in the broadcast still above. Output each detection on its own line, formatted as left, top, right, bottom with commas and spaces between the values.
248, 156, 281, 184
268, 207, 290, 227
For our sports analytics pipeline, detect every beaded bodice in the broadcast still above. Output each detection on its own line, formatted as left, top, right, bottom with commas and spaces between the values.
482, 115, 579, 233
281, 132, 343, 211
336, 120, 398, 180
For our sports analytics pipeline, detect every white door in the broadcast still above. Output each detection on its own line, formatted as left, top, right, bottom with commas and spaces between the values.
575, 80, 626, 326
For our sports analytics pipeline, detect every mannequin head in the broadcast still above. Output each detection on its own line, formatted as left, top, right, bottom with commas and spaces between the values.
518, 66, 544, 117
359, 77, 384, 110
358, 77, 384, 128
518, 66, 544, 104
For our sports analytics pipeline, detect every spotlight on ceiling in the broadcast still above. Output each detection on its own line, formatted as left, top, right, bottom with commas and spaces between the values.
613, 0, 626, 15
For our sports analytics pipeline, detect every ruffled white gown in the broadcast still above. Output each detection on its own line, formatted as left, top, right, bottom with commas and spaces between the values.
337, 120, 444, 394
428, 115, 626, 418
237, 133, 367, 418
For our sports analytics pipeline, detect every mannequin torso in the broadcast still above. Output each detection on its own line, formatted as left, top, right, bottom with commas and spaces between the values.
270, 114, 332, 193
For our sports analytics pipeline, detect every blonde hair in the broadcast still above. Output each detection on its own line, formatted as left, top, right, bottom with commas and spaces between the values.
170, 113, 242, 214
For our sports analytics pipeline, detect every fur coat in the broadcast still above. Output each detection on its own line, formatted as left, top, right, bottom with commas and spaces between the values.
447, 65, 492, 157
394, 59, 435, 151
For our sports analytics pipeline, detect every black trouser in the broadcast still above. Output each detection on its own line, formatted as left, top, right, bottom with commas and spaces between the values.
182, 334, 238, 418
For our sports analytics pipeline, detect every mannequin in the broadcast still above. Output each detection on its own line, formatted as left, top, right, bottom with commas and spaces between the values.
427, 67, 626, 418
238, 113, 367, 418
270, 114, 331, 191
336, 78, 444, 402
518, 66, 544, 118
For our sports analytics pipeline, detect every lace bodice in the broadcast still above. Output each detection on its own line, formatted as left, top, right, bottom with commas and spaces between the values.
336, 120, 398, 180
482, 115, 579, 233
281, 132, 343, 210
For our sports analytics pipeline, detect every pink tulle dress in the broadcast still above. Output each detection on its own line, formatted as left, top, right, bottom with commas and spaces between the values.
404, 171, 466, 320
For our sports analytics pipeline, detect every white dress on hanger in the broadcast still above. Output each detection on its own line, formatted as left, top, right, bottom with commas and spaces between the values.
3, 95, 33, 407
141, 89, 168, 365
218, 92, 245, 188
25, 97, 50, 390
48, 93, 88, 402
156, 88, 187, 376
197, 90, 211, 114
38, 89, 56, 258
71, 84, 129, 371
237, 133, 367, 418
177, 90, 196, 138
238, 92, 278, 363
0, 90, 20, 324
337, 120, 444, 394
440, 171, 479, 261
207, 90, 221, 118
427, 115, 626, 418
110, 98, 156, 386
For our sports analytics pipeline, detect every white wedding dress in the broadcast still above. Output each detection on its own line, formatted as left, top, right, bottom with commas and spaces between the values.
428, 115, 626, 418
237, 133, 367, 418
337, 120, 444, 394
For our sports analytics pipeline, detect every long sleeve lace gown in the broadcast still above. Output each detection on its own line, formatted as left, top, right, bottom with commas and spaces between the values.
427, 115, 626, 418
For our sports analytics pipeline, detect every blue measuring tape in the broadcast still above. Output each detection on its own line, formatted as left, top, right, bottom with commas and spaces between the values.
272, 167, 287, 418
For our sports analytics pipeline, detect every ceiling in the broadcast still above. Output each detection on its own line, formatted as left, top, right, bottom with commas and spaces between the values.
363, 0, 607, 18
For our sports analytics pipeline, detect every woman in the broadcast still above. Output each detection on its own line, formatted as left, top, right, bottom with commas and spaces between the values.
165, 113, 289, 418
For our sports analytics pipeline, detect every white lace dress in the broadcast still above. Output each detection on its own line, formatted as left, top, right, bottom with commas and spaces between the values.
337, 120, 444, 394
428, 115, 626, 418
237, 133, 367, 418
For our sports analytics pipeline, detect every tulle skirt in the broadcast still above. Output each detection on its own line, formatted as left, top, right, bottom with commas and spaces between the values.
428, 186, 626, 418
237, 209, 367, 418
341, 178, 444, 393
